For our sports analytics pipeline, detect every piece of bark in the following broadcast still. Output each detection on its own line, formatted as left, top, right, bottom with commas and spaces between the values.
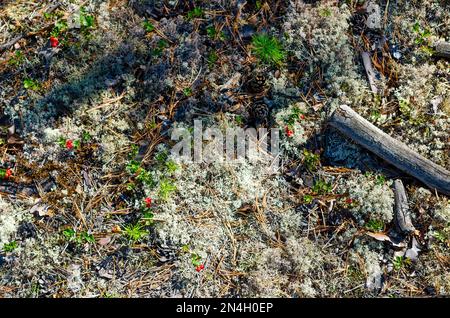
329, 105, 450, 196
361, 52, 378, 94
433, 41, 450, 59
393, 179, 415, 234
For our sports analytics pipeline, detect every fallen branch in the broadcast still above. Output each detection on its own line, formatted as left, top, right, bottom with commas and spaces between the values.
433, 41, 450, 59
393, 179, 415, 234
361, 52, 378, 94
329, 105, 450, 196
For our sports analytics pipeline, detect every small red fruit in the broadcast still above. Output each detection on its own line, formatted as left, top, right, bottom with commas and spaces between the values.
195, 264, 204, 272
50, 36, 59, 48
144, 197, 152, 208
346, 198, 353, 204
300, 114, 305, 120
285, 126, 294, 138
66, 139, 74, 150
5, 168, 12, 179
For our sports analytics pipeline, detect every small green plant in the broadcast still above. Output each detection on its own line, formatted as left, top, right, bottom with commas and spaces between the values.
207, 50, 219, 67
8, 50, 25, 66
79, 7, 95, 29
412, 22, 431, 45
375, 174, 386, 186
23, 78, 40, 91
347, 265, 364, 282
251, 34, 285, 66
155, 150, 169, 164
319, 7, 332, 17
191, 253, 202, 267
82, 131, 91, 142
365, 219, 385, 232
234, 115, 243, 125
432, 230, 447, 243
370, 109, 381, 122
206, 26, 226, 41
303, 194, 313, 204
398, 98, 411, 117
312, 179, 332, 195
303, 149, 320, 171
136, 169, 154, 186
183, 87, 193, 97
2, 241, 18, 252
393, 256, 411, 271
128, 144, 139, 159
50, 19, 68, 37
187, 7, 204, 20
123, 223, 148, 242
142, 211, 154, 226
62, 228, 95, 245
62, 228, 76, 240
285, 106, 304, 127
165, 159, 179, 174
151, 39, 169, 57
143, 20, 155, 33
126, 160, 141, 174
159, 179, 177, 201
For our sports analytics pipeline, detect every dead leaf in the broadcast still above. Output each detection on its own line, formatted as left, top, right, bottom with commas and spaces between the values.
366, 231, 407, 248
98, 236, 112, 246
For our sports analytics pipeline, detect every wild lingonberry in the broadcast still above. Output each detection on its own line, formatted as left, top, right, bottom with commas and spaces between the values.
195, 264, 205, 272
66, 139, 74, 150
144, 197, 152, 208
285, 126, 294, 137
50, 36, 59, 48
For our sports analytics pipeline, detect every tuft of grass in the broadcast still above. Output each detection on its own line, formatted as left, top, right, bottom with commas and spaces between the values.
123, 223, 148, 242
251, 34, 285, 66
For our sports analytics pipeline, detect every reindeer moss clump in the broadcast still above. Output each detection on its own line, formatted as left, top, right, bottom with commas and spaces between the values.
337, 173, 394, 225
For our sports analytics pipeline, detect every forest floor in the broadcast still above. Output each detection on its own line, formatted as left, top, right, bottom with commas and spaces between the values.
0, 0, 449, 298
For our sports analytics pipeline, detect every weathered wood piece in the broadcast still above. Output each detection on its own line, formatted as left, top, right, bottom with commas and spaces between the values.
393, 179, 415, 234
434, 41, 450, 59
361, 52, 378, 94
329, 105, 450, 196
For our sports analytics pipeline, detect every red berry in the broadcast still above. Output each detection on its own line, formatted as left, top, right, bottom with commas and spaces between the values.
300, 114, 305, 120
346, 198, 353, 204
4, 168, 12, 179
195, 264, 204, 272
285, 126, 294, 137
66, 139, 73, 150
50, 36, 59, 48
144, 197, 152, 208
